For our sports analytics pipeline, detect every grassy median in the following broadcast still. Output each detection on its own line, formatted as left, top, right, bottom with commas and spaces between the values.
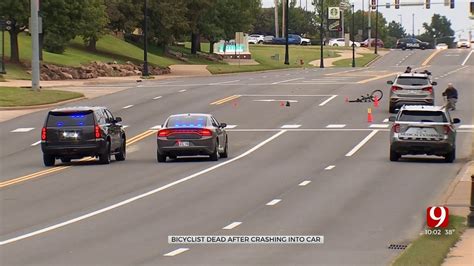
392, 215, 467, 266
0, 87, 83, 107
332, 53, 379, 67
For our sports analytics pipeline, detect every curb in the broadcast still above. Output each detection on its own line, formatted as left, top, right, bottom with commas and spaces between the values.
439, 160, 474, 207
0, 96, 86, 111
365, 54, 382, 67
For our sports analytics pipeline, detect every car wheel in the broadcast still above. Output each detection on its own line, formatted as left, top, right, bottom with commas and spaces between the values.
60, 158, 71, 163
169, 155, 177, 160
421, 46, 425, 50
99, 140, 111, 164
219, 138, 228, 158
115, 138, 126, 161
157, 151, 166, 163
258, 40, 263, 44
43, 154, 55, 167
402, 47, 406, 50
209, 143, 219, 161
333, 44, 338, 46
444, 148, 455, 163
390, 148, 400, 162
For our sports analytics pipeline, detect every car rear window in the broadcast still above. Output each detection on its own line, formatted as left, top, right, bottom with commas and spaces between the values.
47, 111, 95, 127
398, 111, 447, 123
396, 77, 429, 86
167, 115, 208, 128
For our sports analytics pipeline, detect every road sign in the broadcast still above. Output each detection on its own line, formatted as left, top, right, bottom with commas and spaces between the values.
328, 7, 340, 19
328, 20, 341, 31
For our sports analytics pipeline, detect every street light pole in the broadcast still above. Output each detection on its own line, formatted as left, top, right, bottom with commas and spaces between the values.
320, 0, 324, 68
412, 13, 415, 37
143, 0, 149, 77
398, 14, 402, 26
284, 0, 289, 65
352, 3, 355, 67
31, 0, 40, 91
374, 0, 378, 55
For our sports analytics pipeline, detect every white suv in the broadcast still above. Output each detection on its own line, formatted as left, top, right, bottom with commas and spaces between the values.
249, 34, 264, 44
456, 39, 471, 48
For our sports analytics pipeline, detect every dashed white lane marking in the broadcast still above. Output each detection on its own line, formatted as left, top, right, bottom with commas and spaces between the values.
326, 124, 346, 128
178, 89, 187, 92
271, 78, 304, 85
0, 130, 287, 246
163, 248, 189, 257
345, 130, 379, 157
223, 222, 242, 230
225, 125, 237, 129
369, 124, 389, 128
266, 199, 282, 206
150, 125, 162, 130
299, 180, 311, 186
461, 50, 473, 66
319, 95, 338, 106
209, 80, 240, 85
281, 124, 301, 129
11, 128, 34, 133
383, 118, 389, 123
153, 96, 162, 99
122, 105, 133, 109
459, 125, 474, 129
31, 141, 41, 146
324, 165, 335, 170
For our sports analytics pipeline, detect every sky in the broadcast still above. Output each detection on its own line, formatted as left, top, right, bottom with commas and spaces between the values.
261, 0, 474, 40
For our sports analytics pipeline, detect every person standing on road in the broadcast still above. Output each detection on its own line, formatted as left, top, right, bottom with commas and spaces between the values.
442, 83, 458, 111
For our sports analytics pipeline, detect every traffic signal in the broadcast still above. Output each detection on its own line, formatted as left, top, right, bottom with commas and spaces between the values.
395, 0, 400, 9
450, 0, 455, 8
425, 0, 430, 9
371, 0, 377, 10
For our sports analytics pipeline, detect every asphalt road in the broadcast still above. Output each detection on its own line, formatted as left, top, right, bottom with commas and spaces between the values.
1, 48, 473, 265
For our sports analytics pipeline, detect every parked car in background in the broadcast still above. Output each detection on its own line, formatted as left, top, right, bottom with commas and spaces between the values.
272, 34, 311, 45
248, 36, 258, 44
456, 39, 471, 48
435, 43, 449, 50
328, 38, 360, 47
263, 35, 274, 44
360, 38, 384, 48
396, 38, 430, 50
249, 34, 265, 44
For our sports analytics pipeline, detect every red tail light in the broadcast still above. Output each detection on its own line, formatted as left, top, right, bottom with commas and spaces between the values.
443, 125, 452, 134
391, 86, 402, 92
41, 127, 47, 141
95, 125, 101, 138
158, 129, 171, 137
157, 128, 213, 137
392, 123, 400, 133
422, 87, 433, 93
198, 129, 212, 136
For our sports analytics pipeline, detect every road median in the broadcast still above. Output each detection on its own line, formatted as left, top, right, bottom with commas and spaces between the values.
0, 87, 84, 109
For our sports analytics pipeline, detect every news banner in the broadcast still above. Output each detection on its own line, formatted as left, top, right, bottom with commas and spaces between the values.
169, 235, 324, 244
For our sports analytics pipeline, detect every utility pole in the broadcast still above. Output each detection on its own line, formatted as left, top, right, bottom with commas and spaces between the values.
412, 13, 415, 37
274, 0, 279, 38
362, 0, 365, 40
282, 0, 286, 38
398, 14, 402, 26
320, 0, 324, 68
352, 3, 356, 67
31, 0, 40, 91
374, 0, 378, 55
284, 0, 289, 65
143, 0, 149, 76
368, 0, 371, 48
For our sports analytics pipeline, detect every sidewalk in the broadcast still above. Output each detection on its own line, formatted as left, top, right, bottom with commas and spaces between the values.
442, 162, 474, 266
309, 48, 388, 67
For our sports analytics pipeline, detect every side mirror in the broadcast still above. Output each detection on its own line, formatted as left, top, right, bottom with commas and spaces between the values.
220, 123, 227, 128
453, 118, 461, 124
389, 116, 396, 122
387, 80, 393, 85
114, 117, 122, 123
431, 81, 437, 86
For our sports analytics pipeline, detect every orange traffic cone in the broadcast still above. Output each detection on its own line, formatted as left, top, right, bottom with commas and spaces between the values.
373, 96, 379, 108
280, 101, 285, 107
367, 108, 373, 123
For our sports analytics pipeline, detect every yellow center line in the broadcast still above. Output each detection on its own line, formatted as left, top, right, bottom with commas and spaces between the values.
422, 49, 442, 66
0, 130, 156, 189
210, 95, 241, 105
357, 66, 429, 84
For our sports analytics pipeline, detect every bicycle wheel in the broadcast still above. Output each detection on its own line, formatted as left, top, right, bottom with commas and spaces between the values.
371, 89, 383, 101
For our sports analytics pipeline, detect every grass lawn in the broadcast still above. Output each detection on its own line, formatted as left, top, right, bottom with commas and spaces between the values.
0, 87, 83, 107
392, 215, 467, 266
332, 53, 379, 67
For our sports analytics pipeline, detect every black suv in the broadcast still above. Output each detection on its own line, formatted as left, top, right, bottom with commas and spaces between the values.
396, 38, 430, 50
41, 106, 126, 166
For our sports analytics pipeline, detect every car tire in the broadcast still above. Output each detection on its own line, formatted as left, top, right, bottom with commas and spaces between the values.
421, 46, 425, 50
157, 151, 166, 163
402, 47, 406, 50
60, 158, 71, 163
390, 148, 400, 162
99, 140, 111, 164
333, 44, 338, 46
219, 139, 228, 158
169, 155, 177, 160
444, 149, 455, 163
209, 143, 219, 161
43, 154, 55, 167
258, 40, 263, 44
115, 138, 126, 161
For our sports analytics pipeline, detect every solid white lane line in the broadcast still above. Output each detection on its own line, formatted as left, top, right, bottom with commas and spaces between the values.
225, 125, 237, 129
383, 118, 389, 123
324, 165, 335, 170
164, 248, 189, 257
178, 89, 187, 92
459, 125, 474, 129
11, 128, 34, 133
266, 199, 282, 206
299, 180, 311, 186
209, 80, 240, 85
271, 78, 304, 85
0, 130, 287, 246
281, 124, 301, 129
369, 124, 389, 128
319, 95, 338, 106
461, 50, 473, 66
326, 124, 346, 128
227, 128, 390, 132
122, 105, 133, 109
31, 141, 41, 146
345, 130, 379, 157
150, 125, 162, 130
223, 222, 242, 230
153, 96, 162, 99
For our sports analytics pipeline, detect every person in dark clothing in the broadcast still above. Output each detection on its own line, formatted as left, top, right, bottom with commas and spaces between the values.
404, 66, 412, 73
442, 83, 458, 111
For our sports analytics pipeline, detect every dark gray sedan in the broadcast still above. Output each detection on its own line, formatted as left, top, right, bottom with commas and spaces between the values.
156, 114, 228, 162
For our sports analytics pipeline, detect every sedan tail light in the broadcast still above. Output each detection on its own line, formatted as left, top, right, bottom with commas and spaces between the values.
95, 125, 101, 138
157, 129, 213, 138
391, 86, 402, 92
41, 127, 47, 141
443, 125, 452, 134
392, 123, 400, 133
422, 87, 433, 93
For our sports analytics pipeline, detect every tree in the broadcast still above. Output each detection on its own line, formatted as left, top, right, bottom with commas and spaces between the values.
387, 21, 406, 39
251, 8, 275, 35
105, 0, 143, 35
420, 14, 454, 46
0, 0, 29, 63
79, 0, 109, 51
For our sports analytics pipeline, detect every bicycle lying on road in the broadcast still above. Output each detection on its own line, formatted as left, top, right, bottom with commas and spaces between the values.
348, 89, 383, 103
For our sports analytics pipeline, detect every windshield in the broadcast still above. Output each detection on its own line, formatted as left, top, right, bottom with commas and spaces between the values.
396, 77, 429, 86
47, 111, 95, 127
167, 115, 208, 128
398, 111, 447, 123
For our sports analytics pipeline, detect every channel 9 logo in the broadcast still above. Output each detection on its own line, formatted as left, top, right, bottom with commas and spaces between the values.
426, 206, 449, 228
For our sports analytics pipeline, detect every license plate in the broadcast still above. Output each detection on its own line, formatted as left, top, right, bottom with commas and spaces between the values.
62, 131, 79, 138
178, 141, 190, 147
401, 127, 442, 138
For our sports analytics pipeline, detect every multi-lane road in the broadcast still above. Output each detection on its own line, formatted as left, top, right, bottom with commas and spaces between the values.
1, 49, 473, 265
